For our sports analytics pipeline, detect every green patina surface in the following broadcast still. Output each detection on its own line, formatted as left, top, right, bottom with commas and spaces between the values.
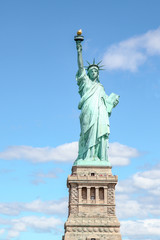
74, 32, 119, 167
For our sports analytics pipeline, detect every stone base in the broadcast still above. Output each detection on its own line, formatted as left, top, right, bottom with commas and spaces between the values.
62, 166, 122, 240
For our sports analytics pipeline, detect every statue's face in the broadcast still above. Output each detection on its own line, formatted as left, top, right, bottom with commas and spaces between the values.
88, 68, 98, 81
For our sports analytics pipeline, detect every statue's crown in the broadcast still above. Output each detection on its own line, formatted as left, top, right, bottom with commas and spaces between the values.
85, 59, 105, 71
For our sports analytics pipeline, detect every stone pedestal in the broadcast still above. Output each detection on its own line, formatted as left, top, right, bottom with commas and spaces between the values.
62, 166, 122, 240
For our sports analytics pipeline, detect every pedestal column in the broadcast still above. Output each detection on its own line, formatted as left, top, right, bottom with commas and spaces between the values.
78, 186, 82, 203
95, 187, 99, 204
104, 186, 108, 204
87, 187, 90, 204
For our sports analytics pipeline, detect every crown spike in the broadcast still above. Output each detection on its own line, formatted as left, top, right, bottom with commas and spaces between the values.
86, 59, 105, 71
97, 60, 102, 66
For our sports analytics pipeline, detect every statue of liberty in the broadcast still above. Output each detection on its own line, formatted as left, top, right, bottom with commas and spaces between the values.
74, 30, 119, 166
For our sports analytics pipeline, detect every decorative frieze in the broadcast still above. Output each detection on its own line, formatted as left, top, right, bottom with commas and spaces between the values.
66, 226, 120, 233
108, 206, 115, 215
70, 184, 78, 204
107, 184, 115, 204
69, 184, 78, 214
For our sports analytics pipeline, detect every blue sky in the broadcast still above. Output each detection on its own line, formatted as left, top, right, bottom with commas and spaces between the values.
0, 0, 160, 239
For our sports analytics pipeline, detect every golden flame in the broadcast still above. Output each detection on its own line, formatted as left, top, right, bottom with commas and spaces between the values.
77, 29, 82, 35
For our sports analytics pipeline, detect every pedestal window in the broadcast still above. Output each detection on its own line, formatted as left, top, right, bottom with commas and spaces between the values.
90, 187, 95, 200
82, 187, 87, 199
99, 187, 104, 200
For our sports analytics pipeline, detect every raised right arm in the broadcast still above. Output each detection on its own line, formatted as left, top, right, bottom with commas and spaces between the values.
76, 41, 84, 76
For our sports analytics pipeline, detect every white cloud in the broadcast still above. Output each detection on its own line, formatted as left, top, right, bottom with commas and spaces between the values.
109, 142, 139, 166
7, 216, 62, 239
0, 199, 67, 216
133, 169, 160, 194
24, 199, 67, 215
31, 169, 63, 185
121, 219, 160, 236
0, 229, 5, 235
116, 164, 160, 220
0, 199, 66, 239
116, 193, 160, 219
0, 142, 139, 166
8, 229, 20, 238
103, 27, 160, 71
117, 164, 160, 195
0, 202, 23, 216
117, 165, 160, 195
0, 142, 78, 163
116, 194, 147, 219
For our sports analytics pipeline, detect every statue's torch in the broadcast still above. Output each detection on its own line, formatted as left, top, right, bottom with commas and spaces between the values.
74, 29, 84, 42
